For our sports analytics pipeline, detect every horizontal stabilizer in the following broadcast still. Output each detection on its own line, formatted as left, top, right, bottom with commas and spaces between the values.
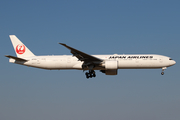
5, 55, 28, 61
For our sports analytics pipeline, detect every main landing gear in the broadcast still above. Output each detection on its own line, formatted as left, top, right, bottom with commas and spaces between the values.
85, 70, 96, 79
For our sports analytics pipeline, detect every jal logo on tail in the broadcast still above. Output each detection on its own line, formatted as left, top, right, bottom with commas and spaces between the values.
16, 44, 26, 54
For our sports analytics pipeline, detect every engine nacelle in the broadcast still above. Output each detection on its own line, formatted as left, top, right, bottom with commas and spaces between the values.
105, 60, 118, 70
100, 70, 118, 75
100, 60, 118, 75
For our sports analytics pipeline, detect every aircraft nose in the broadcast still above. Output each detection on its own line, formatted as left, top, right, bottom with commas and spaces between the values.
173, 60, 176, 65
171, 60, 176, 66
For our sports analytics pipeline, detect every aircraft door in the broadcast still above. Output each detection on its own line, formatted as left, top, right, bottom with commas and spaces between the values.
67, 57, 71, 63
159, 57, 163, 63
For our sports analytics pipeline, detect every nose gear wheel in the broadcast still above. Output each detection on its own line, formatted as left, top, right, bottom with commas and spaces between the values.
161, 67, 167, 75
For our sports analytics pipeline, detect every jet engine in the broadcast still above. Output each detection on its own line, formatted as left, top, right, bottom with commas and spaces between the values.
100, 60, 118, 75
100, 69, 118, 75
105, 60, 118, 69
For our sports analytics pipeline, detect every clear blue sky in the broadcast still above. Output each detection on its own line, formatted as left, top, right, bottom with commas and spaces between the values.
0, 0, 180, 120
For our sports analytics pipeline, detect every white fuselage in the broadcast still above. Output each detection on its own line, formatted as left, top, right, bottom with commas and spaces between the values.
9, 54, 176, 70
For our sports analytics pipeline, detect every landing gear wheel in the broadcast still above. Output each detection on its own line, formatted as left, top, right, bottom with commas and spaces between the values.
85, 70, 96, 79
86, 72, 89, 79
161, 67, 166, 76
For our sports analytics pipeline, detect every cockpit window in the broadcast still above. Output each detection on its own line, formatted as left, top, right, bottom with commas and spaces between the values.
169, 58, 173, 60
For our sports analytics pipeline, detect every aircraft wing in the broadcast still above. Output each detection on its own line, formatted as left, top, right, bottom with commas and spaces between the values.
59, 43, 103, 63
5, 55, 28, 61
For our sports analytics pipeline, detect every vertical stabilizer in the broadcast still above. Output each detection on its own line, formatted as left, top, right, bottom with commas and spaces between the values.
9, 35, 35, 58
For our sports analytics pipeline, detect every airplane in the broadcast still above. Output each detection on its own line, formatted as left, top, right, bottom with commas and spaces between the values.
5, 35, 176, 79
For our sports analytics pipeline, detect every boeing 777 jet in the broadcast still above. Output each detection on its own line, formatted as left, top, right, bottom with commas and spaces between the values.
6, 35, 176, 78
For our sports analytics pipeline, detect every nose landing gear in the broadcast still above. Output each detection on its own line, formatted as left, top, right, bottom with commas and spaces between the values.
85, 70, 96, 79
161, 72, 164, 75
161, 67, 167, 75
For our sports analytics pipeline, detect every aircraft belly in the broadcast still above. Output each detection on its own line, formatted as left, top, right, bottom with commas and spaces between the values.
118, 60, 139, 68
118, 60, 163, 69
45, 60, 67, 69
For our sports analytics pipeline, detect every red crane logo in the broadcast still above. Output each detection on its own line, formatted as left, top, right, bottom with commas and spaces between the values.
16, 44, 25, 54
